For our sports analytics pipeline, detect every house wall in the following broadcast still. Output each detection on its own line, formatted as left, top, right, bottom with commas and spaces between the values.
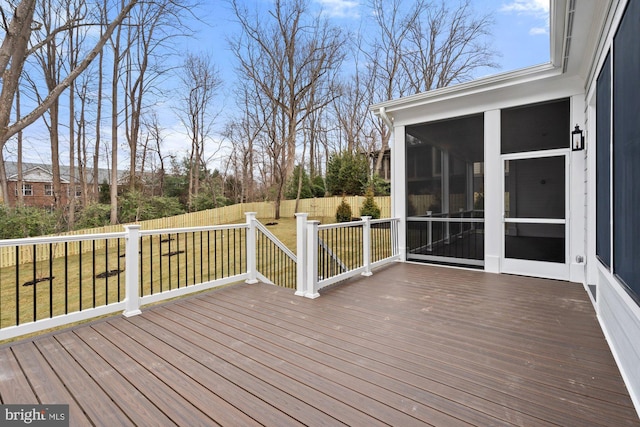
598, 265, 640, 415
6, 181, 71, 209
584, 0, 640, 414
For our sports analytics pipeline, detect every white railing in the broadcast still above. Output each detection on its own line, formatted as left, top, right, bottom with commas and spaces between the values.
0, 212, 400, 340
0, 218, 254, 341
295, 215, 401, 298
0, 231, 128, 341
254, 218, 297, 288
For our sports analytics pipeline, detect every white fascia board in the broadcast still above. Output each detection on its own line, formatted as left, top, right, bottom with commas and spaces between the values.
373, 72, 584, 128
371, 64, 563, 116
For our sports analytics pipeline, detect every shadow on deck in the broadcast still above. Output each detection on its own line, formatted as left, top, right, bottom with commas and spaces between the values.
0, 263, 638, 426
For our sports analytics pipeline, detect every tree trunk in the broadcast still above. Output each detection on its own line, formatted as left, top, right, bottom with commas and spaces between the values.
110, 18, 121, 225
49, 101, 62, 212
0, 0, 36, 205
68, 26, 76, 229
373, 125, 390, 177
93, 48, 103, 203
16, 86, 23, 208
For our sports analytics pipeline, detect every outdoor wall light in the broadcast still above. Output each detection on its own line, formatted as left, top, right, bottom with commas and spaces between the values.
572, 124, 585, 151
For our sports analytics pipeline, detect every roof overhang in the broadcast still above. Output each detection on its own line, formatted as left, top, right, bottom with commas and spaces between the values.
370, 0, 607, 123
370, 63, 562, 116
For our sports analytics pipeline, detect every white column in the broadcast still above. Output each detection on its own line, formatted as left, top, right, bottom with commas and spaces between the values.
245, 212, 258, 284
484, 110, 502, 273
361, 216, 372, 276
570, 94, 587, 284
305, 220, 320, 299
123, 225, 142, 317
391, 125, 407, 261
294, 213, 308, 296
586, 101, 598, 286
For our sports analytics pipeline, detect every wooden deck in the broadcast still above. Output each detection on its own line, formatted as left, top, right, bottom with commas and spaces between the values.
0, 263, 638, 426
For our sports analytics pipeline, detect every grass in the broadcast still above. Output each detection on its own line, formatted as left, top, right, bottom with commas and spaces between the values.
258, 215, 333, 250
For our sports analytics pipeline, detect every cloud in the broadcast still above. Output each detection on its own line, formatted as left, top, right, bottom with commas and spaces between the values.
529, 27, 548, 36
500, 0, 549, 35
315, 0, 360, 19
499, 0, 549, 15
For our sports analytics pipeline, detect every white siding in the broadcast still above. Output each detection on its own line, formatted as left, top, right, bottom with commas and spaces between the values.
598, 267, 640, 413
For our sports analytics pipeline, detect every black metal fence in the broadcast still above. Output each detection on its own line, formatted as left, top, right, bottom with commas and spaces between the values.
138, 226, 247, 297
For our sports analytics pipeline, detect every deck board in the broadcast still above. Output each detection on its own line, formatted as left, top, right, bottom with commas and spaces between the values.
53, 330, 178, 426
0, 263, 638, 426
212, 279, 631, 426
34, 336, 133, 426
192, 291, 552, 426
9, 342, 92, 425
0, 347, 38, 404
170, 298, 472, 427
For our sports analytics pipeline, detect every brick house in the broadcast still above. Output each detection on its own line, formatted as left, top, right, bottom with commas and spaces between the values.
2, 162, 121, 209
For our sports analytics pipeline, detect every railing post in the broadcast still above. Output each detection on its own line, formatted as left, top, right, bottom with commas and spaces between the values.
245, 212, 258, 284
305, 220, 320, 299
392, 218, 400, 258
362, 216, 372, 276
294, 213, 308, 296
123, 225, 141, 317
426, 211, 433, 251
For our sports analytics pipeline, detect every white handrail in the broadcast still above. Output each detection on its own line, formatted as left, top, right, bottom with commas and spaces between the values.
407, 216, 484, 223
255, 221, 297, 262
0, 231, 127, 247
139, 223, 247, 236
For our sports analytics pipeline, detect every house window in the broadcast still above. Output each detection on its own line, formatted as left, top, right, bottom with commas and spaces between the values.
596, 51, 611, 269
612, 0, 640, 306
45, 184, 54, 196
75, 186, 82, 197
501, 98, 570, 154
20, 184, 33, 196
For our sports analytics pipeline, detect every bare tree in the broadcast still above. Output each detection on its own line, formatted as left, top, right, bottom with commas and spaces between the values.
333, 57, 376, 155
108, 0, 125, 223
365, 0, 496, 175
27, 0, 73, 213
177, 53, 222, 211
141, 110, 167, 195
15, 83, 23, 207
224, 79, 275, 204
90, 2, 105, 204
0, 0, 140, 205
122, 0, 193, 192
66, 0, 88, 227
229, 0, 345, 218
75, 70, 94, 208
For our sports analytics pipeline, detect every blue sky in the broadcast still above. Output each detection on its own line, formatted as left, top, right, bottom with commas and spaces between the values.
186, 0, 551, 85
161, 0, 551, 163
12, 0, 550, 167
480, 0, 551, 74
